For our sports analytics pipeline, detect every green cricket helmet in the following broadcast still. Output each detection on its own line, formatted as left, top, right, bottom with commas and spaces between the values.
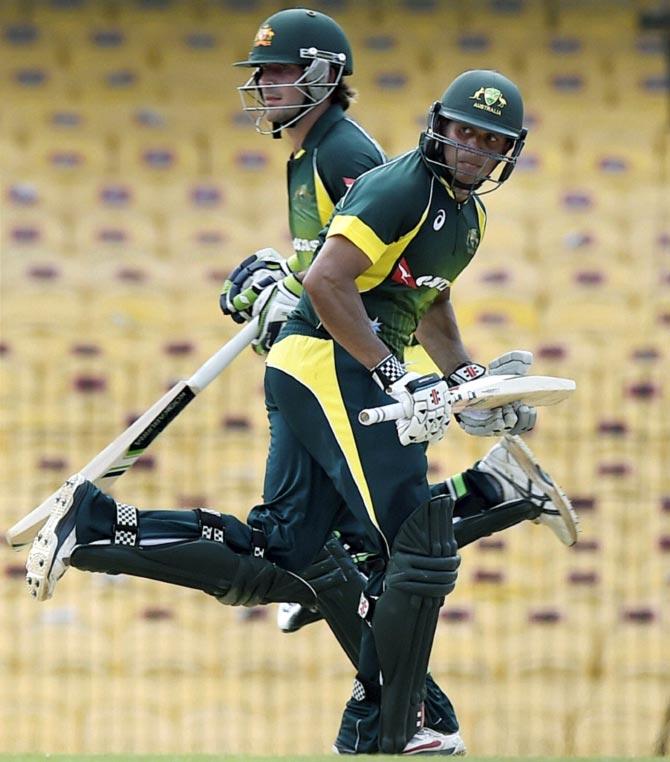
422, 69, 527, 194
235, 8, 353, 135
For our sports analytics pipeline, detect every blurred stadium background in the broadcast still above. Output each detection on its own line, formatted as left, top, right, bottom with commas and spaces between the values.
0, 0, 669, 756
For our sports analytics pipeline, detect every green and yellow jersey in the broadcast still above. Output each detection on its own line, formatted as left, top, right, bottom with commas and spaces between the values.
291, 146, 487, 358
287, 103, 385, 270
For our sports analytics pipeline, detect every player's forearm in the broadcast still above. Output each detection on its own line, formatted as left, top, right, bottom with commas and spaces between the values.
415, 297, 470, 376
303, 269, 390, 370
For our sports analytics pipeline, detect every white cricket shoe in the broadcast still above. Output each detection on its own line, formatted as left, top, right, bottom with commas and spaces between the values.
475, 435, 579, 546
401, 728, 467, 756
25, 473, 89, 601
333, 728, 467, 756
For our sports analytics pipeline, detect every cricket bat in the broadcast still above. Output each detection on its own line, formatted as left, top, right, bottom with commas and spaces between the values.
358, 374, 576, 425
6, 318, 259, 550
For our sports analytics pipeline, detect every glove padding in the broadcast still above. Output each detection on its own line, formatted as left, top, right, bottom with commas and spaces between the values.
372, 356, 452, 446
220, 248, 293, 324
451, 351, 537, 437
251, 276, 302, 355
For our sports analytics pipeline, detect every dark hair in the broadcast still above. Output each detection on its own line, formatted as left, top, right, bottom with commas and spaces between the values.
332, 79, 357, 111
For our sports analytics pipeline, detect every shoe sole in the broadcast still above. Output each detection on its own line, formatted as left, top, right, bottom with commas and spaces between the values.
333, 745, 466, 756
26, 474, 86, 601
503, 435, 579, 545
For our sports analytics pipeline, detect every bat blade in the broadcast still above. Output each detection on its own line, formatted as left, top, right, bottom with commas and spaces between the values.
6, 381, 196, 549
449, 374, 576, 413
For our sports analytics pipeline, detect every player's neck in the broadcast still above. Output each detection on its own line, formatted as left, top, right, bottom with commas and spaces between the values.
286, 100, 332, 153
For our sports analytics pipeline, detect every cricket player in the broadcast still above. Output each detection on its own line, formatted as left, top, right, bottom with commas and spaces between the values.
25, 12, 577, 757
219, 9, 578, 752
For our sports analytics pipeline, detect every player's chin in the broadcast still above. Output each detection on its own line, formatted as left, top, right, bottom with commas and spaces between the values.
265, 104, 294, 120
454, 166, 482, 183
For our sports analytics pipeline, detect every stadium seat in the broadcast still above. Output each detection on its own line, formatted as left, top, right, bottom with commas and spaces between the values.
72, 210, 159, 259
455, 294, 540, 332
116, 133, 203, 179
1, 209, 68, 258
21, 133, 111, 178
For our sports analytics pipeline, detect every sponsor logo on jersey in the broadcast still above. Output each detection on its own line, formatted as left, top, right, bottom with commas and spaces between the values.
391, 257, 417, 287
391, 258, 450, 291
254, 24, 275, 47
470, 86, 507, 116
416, 275, 451, 291
433, 209, 446, 230
293, 236, 320, 253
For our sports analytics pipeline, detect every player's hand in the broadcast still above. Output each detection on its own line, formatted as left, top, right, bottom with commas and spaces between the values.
220, 248, 294, 324
371, 355, 451, 446
488, 349, 533, 377
448, 353, 536, 437
487, 350, 536, 434
251, 275, 302, 355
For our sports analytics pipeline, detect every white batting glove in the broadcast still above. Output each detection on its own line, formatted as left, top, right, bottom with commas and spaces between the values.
371, 355, 452, 446
220, 248, 295, 324
488, 349, 533, 377
251, 275, 302, 355
448, 352, 537, 437
487, 350, 536, 434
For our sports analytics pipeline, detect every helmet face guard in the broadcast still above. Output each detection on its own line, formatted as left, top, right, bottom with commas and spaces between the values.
423, 103, 527, 196
237, 49, 346, 135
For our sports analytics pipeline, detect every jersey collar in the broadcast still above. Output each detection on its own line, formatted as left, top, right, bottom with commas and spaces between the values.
300, 104, 346, 153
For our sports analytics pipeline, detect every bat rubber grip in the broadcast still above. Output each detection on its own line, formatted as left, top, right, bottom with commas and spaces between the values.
358, 401, 406, 425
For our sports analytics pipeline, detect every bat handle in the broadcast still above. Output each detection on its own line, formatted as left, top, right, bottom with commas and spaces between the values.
359, 389, 462, 426
358, 401, 407, 425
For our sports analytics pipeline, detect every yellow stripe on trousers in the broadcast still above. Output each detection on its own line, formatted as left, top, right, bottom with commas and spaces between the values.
266, 334, 378, 528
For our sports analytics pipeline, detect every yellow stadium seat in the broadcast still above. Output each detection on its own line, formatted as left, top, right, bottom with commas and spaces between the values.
1, 209, 68, 258
116, 133, 203, 178
454, 294, 540, 333
21, 133, 111, 178
64, 24, 149, 69
72, 210, 159, 258
541, 293, 648, 338
554, 2, 637, 41
208, 132, 285, 180
0, 61, 72, 101
73, 60, 160, 102
157, 28, 234, 100
0, 25, 60, 70
161, 211, 282, 265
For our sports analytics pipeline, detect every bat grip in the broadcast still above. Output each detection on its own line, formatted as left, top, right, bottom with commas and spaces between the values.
358, 401, 407, 425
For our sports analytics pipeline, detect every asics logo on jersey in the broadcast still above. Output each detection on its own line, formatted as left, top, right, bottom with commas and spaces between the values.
433, 209, 446, 230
